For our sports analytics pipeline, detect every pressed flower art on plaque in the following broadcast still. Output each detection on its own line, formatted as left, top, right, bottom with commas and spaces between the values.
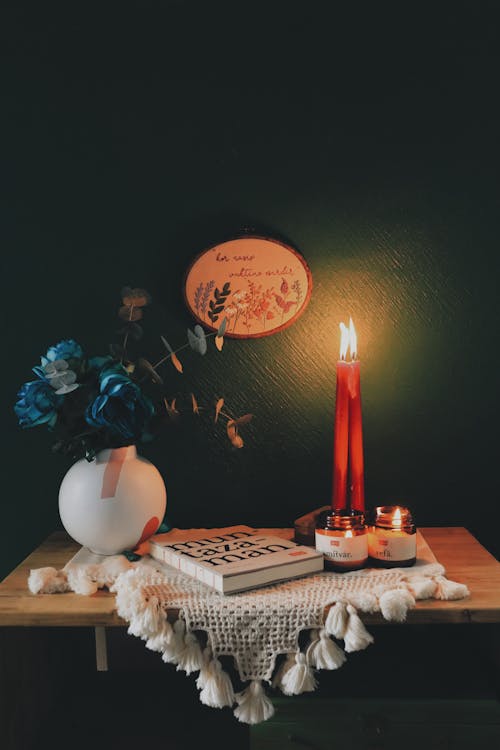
15, 288, 253, 555
184, 234, 313, 338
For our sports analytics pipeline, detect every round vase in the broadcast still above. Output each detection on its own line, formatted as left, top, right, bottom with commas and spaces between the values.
58, 445, 167, 555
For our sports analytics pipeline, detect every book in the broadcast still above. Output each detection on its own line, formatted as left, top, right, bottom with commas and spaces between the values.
148, 530, 325, 594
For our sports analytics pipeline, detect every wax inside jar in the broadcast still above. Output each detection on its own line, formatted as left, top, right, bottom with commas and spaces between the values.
316, 527, 368, 572
368, 526, 416, 567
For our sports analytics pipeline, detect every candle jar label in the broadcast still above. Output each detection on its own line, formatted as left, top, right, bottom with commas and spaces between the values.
368, 532, 416, 562
315, 531, 368, 563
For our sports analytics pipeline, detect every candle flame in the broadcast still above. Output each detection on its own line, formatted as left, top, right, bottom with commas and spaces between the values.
349, 317, 357, 359
339, 322, 350, 360
345, 530, 353, 538
393, 507, 402, 528
339, 318, 358, 360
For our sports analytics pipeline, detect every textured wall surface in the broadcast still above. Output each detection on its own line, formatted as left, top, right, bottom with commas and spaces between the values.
2, 3, 499, 578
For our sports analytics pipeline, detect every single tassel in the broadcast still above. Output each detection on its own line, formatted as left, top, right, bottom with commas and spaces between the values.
343, 604, 374, 652
110, 567, 144, 597
434, 576, 470, 601
404, 576, 438, 600
271, 653, 296, 689
199, 657, 235, 708
161, 619, 186, 664
379, 589, 415, 623
324, 601, 348, 639
94, 555, 134, 587
349, 591, 380, 613
176, 630, 205, 675
66, 568, 99, 596
114, 583, 147, 622
28, 567, 70, 594
280, 652, 317, 696
145, 620, 174, 653
127, 595, 165, 640
234, 680, 275, 725
308, 629, 346, 670
196, 647, 213, 690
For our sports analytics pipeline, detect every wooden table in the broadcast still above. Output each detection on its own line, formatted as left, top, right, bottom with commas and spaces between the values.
1, 527, 500, 750
1, 527, 500, 627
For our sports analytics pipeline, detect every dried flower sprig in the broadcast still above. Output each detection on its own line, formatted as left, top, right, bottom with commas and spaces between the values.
115, 288, 250, 451
162, 394, 253, 449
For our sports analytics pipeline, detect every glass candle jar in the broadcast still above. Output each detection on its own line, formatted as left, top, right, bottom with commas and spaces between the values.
367, 505, 416, 568
315, 510, 368, 572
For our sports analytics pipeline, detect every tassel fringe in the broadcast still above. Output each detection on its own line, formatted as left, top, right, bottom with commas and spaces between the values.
196, 647, 213, 690
145, 620, 174, 653
379, 589, 415, 623
127, 595, 165, 639
271, 653, 296, 689
279, 652, 317, 695
308, 629, 346, 670
28, 567, 70, 594
405, 576, 438, 600
198, 656, 235, 708
161, 619, 186, 664
434, 575, 470, 600
234, 680, 274, 724
177, 630, 205, 675
324, 601, 348, 638
65, 568, 100, 596
343, 604, 374, 652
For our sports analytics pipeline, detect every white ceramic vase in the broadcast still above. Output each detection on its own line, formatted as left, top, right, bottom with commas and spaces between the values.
58, 445, 167, 555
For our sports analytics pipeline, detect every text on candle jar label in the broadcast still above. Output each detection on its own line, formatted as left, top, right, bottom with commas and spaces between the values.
368, 532, 416, 561
315, 531, 368, 561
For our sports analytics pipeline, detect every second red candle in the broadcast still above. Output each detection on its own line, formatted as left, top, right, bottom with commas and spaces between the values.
332, 319, 365, 513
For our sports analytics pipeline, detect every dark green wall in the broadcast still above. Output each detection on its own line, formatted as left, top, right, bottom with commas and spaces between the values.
2, 2, 499, 578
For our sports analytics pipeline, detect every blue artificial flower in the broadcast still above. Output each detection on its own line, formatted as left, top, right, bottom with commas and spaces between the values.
41, 339, 84, 367
85, 364, 155, 442
14, 380, 63, 428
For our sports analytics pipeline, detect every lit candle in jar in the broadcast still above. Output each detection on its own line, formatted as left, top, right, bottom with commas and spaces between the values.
315, 509, 368, 572
368, 505, 416, 568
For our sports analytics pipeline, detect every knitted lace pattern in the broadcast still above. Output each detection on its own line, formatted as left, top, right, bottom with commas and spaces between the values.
136, 562, 433, 682
28, 529, 469, 725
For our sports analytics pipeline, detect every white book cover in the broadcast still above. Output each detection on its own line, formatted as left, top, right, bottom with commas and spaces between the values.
148, 530, 324, 594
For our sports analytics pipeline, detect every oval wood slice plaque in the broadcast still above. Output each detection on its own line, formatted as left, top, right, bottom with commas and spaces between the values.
184, 236, 312, 338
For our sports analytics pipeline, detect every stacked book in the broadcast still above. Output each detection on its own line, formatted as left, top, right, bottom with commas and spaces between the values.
149, 529, 324, 594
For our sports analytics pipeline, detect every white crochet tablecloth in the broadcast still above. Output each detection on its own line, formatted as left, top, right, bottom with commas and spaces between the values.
29, 526, 470, 726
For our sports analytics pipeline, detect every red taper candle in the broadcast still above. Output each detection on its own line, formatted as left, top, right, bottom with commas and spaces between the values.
332, 359, 350, 510
331, 319, 365, 512
348, 358, 365, 511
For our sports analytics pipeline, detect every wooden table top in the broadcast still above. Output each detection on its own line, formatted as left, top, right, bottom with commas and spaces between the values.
1, 527, 499, 627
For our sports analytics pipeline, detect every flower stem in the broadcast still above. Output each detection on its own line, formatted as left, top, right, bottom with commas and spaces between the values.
121, 304, 135, 364
151, 331, 218, 371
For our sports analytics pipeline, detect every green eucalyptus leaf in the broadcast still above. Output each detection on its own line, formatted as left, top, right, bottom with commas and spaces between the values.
217, 317, 227, 337
161, 335, 173, 353
187, 326, 207, 355
187, 327, 198, 351
138, 358, 163, 385
193, 325, 207, 355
